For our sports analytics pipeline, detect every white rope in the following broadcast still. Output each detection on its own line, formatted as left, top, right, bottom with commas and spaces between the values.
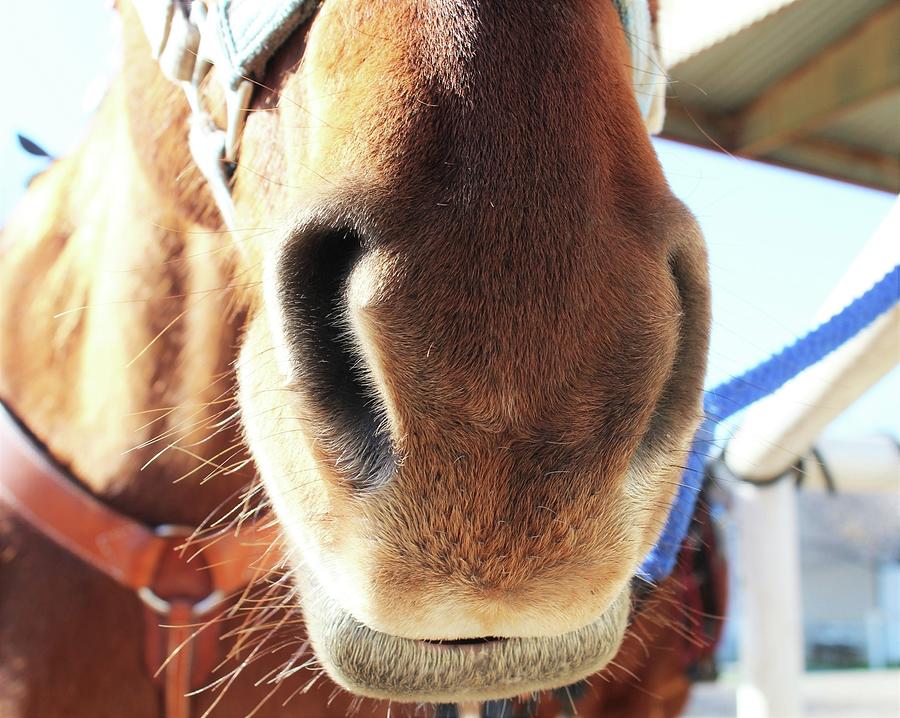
617, 0, 668, 133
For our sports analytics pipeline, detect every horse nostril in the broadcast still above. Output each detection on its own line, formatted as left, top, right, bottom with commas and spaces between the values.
275, 224, 395, 488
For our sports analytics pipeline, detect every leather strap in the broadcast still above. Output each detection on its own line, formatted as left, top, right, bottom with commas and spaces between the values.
163, 602, 196, 718
0, 404, 162, 587
0, 401, 281, 718
132, 0, 319, 90
0, 402, 277, 594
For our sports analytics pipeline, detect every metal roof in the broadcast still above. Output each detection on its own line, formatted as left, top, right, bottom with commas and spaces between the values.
659, 0, 900, 192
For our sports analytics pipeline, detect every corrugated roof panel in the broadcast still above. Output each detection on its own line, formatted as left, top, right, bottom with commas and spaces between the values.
666, 0, 891, 112
658, 0, 795, 67
764, 142, 900, 193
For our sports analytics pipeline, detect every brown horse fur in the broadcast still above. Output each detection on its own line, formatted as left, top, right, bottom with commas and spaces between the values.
0, 0, 710, 716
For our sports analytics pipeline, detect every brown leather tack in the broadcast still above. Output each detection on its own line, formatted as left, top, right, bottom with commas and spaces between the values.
0, 401, 280, 718
165, 602, 195, 718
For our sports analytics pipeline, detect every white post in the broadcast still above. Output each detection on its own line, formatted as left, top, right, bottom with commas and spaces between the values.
725, 197, 900, 718
734, 480, 805, 718
866, 609, 887, 669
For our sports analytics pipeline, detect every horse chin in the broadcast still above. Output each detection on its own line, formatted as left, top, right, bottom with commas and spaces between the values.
296, 570, 631, 704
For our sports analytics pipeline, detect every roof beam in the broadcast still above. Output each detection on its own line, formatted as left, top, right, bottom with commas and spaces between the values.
734, 1, 900, 157
659, 102, 733, 150
767, 138, 900, 193
660, 104, 900, 193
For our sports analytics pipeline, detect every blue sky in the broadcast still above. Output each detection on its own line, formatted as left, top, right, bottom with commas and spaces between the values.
2, 2, 896, 441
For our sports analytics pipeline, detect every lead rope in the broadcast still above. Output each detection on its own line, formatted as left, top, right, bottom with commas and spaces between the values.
639, 263, 900, 581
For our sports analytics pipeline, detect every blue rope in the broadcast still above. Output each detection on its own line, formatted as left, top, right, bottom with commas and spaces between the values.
639, 263, 900, 582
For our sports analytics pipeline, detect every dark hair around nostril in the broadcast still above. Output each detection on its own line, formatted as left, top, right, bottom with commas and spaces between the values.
275, 224, 396, 489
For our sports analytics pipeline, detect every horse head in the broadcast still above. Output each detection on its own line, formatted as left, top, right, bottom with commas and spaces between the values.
120, 0, 710, 704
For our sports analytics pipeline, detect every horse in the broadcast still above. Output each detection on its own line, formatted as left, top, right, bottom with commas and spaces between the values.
0, 1, 715, 716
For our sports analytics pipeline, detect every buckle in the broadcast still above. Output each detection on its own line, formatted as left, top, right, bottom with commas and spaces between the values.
137, 586, 226, 617
137, 524, 225, 617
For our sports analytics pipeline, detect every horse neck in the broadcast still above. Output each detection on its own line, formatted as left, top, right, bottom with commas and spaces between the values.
0, 72, 254, 528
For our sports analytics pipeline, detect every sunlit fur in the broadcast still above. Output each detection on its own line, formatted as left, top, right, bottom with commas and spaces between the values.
0, 0, 710, 715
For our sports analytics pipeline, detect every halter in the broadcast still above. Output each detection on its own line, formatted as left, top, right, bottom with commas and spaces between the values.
133, 0, 667, 230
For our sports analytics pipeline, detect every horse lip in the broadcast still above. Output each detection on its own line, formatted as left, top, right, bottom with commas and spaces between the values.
410, 636, 509, 657
296, 573, 631, 704
419, 636, 506, 650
